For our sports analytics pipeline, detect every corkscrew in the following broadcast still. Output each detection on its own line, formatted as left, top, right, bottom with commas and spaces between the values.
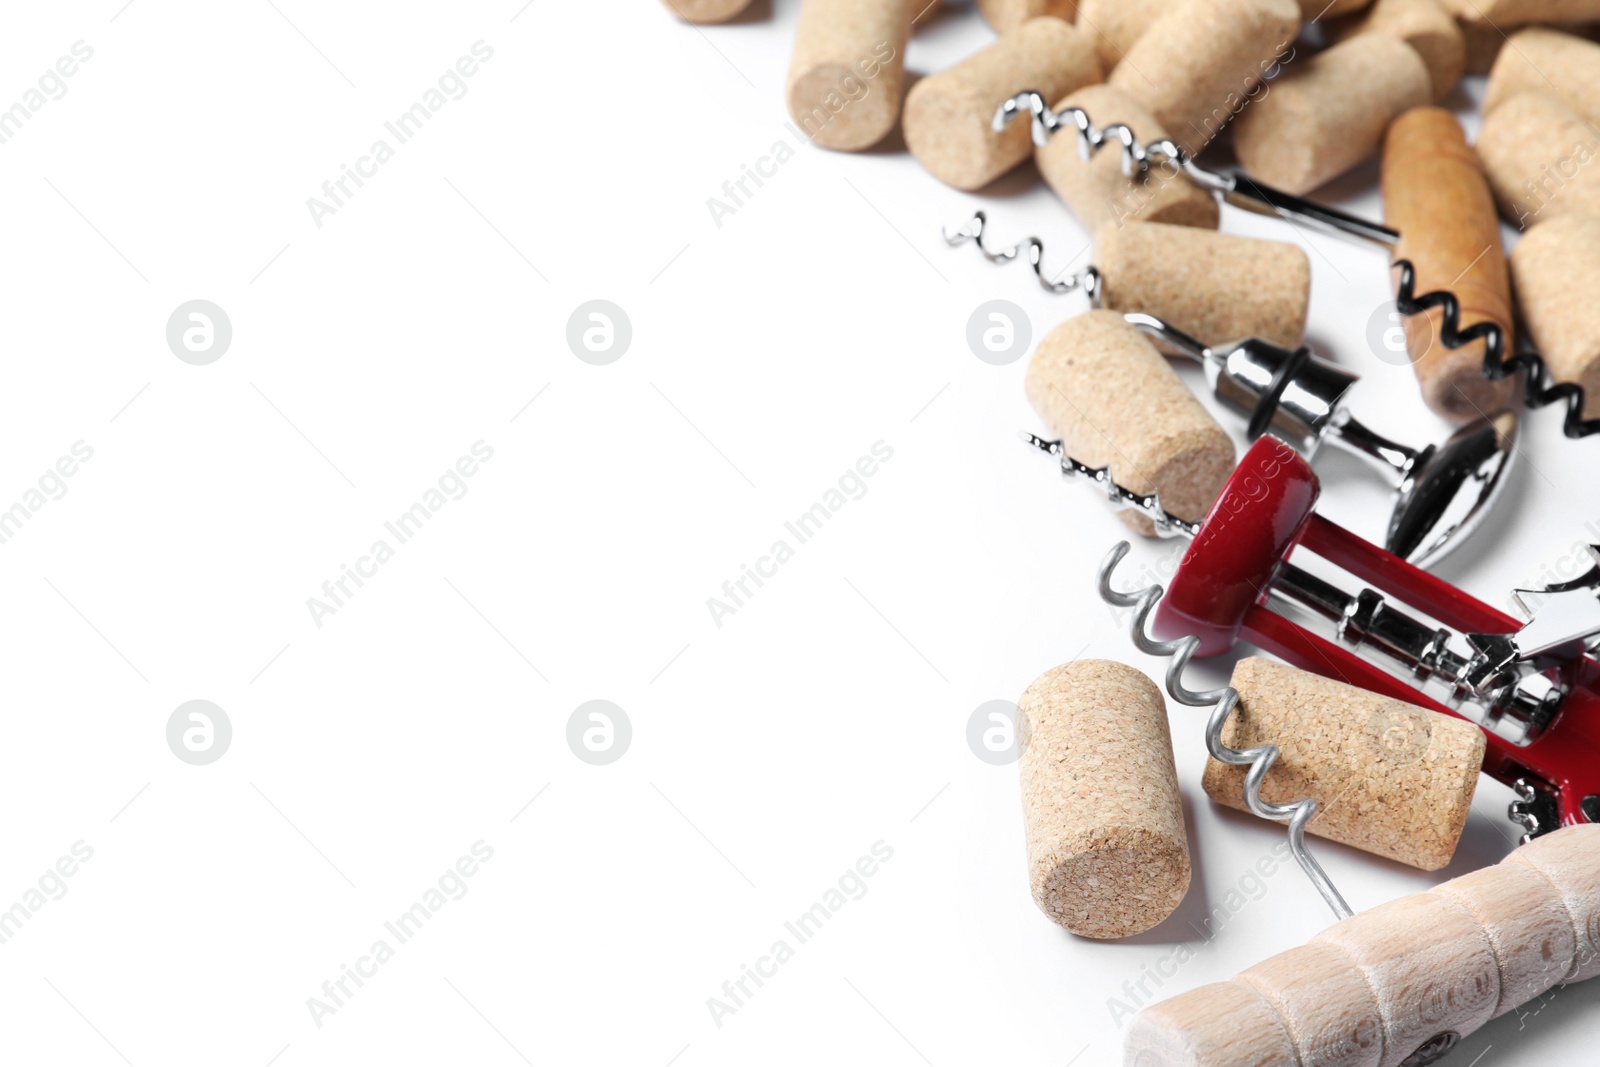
1095, 533, 1354, 920
1027, 431, 1600, 844
940, 211, 1100, 299
993, 92, 1400, 246
1394, 261, 1600, 439
997, 92, 1600, 440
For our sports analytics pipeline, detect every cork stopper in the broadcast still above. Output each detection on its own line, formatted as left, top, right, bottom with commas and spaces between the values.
904, 18, 1103, 191
1072, 0, 1166, 72
1035, 83, 1222, 234
1232, 34, 1432, 196
1024, 309, 1236, 535
1485, 27, 1600, 124
785, 0, 912, 152
977, 0, 1080, 33
1107, 0, 1302, 156
1327, 0, 1467, 102
1095, 221, 1310, 351
1382, 106, 1519, 423
1017, 659, 1191, 939
1201, 658, 1486, 871
1509, 216, 1600, 421
1477, 91, 1600, 227
660, 0, 753, 23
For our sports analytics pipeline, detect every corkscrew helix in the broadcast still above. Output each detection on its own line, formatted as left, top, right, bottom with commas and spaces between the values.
1098, 541, 1354, 921
993, 92, 1400, 245
943, 213, 1101, 299
1023, 432, 1353, 918
1393, 260, 1600, 440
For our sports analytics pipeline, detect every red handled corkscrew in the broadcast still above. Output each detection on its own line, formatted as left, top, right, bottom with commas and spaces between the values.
1036, 432, 1600, 839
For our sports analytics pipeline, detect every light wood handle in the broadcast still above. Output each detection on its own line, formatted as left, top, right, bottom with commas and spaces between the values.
1380, 106, 1518, 424
1125, 824, 1600, 1067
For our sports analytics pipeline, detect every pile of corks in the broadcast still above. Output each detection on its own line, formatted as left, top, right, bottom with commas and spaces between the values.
665, 0, 1600, 432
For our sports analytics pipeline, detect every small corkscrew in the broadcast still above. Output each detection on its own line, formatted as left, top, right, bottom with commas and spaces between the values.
941, 211, 1101, 299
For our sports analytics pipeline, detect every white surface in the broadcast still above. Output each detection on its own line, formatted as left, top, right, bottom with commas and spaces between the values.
0, 2, 1595, 1065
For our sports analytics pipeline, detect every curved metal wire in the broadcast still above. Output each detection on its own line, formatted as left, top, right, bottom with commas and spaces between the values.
1392, 259, 1600, 440
1020, 433, 1195, 537
1097, 541, 1354, 920
942, 211, 1101, 300
993, 91, 1233, 193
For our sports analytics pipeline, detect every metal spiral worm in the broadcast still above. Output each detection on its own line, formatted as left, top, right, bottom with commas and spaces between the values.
943, 213, 1102, 300
1097, 541, 1355, 920
993, 91, 1232, 194
1392, 259, 1600, 440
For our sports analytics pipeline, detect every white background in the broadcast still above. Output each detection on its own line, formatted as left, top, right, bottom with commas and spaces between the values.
0, 1, 1596, 1065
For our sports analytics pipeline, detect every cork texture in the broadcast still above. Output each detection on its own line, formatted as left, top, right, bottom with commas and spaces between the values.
1477, 92, 1600, 227
1108, 0, 1301, 155
660, 0, 753, 23
1485, 27, 1600, 124
1382, 106, 1519, 422
1507, 824, 1600, 981
1510, 216, 1600, 420
1201, 658, 1486, 871
1327, 0, 1466, 102
1441, 0, 1600, 24
1017, 659, 1190, 939
978, 0, 1080, 32
1430, 860, 1577, 1016
1024, 309, 1236, 535
786, 0, 912, 151
1311, 891, 1501, 1057
1232, 34, 1432, 195
1095, 220, 1311, 349
1036, 83, 1221, 233
1074, 0, 1168, 71
904, 18, 1103, 190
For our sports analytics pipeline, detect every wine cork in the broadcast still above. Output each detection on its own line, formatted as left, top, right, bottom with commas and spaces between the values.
978, 0, 1080, 32
1017, 659, 1190, 939
1126, 826, 1600, 1067
1326, 0, 1466, 102
1095, 221, 1311, 350
1025, 310, 1236, 535
1382, 106, 1519, 422
1035, 84, 1221, 233
904, 18, 1103, 190
1108, 0, 1301, 156
1485, 27, 1600, 124
1506, 821, 1600, 980
786, 0, 912, 152
1430, 860, 1577, 1015
1201, 658, 1486, 871
1074, 0, 1167, 71
1441, 0, 1600, 26
661, 0, 753, 22
1476, 91, 1600, 226
1232, 34, 1432, 195
1510, 216, 1600, 420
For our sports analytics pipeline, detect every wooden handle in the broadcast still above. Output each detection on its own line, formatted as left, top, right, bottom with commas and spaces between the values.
1380, 106, 1518, 424
1124, 824, 1600, 1067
